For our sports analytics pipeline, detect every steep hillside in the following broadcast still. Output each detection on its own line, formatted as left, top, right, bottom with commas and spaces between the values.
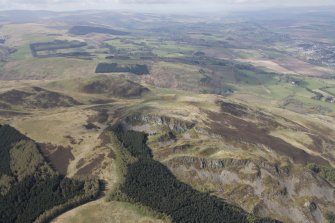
0, 125, 100, 223
82, 78, 150, 98
112, 95, 335, 223
0, 87, 81, 110
46, 75, 151, 99
107, 124, 280, 223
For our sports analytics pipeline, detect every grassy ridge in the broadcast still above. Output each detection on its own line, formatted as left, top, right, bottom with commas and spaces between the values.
69, 26, 129, 36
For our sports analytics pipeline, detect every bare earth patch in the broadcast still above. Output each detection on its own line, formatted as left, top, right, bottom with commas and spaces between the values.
39, 143, 74, 175
236, 59, 294, 74
275, 58, 333, 77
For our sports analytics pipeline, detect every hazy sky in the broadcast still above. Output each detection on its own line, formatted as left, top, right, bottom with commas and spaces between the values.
1, 0, 335, 12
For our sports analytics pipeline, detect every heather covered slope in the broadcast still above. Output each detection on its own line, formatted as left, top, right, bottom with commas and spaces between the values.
0, 87, 81, 110
1, 80, 334, 223
110, 93, 335, 223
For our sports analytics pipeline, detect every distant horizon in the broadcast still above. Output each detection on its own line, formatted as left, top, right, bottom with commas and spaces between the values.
0, 5, 335, 15
1, 0, 335, 14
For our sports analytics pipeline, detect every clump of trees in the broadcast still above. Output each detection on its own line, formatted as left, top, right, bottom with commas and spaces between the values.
112, 124, 152, 159
34, 177, 100, 223
327, 213, 335, 223
10, 140, 54, 181
0, 125, 27, 175
95, 63, 149, 75
0, 176, 85, 223
307, 163, 335, 183
0, 125, 101, 223
30, 40, 87, 57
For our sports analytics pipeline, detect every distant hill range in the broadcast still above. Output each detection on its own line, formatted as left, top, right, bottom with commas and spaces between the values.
69, 25, 129, 36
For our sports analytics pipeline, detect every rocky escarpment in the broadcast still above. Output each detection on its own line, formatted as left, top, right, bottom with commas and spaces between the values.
123, 114, 195, 134
166, 156, 335, 223
117, 103, 335, 223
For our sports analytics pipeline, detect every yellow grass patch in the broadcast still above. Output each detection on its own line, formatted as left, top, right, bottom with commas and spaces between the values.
52, 199, 166, 223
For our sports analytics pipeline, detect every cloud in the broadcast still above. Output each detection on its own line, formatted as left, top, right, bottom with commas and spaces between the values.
0, 0, 334, 11
120, 0, 335, 5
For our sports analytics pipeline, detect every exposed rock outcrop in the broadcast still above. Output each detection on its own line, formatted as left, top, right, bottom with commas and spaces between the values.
166, 156, 335, 223
123, 114, 195, 133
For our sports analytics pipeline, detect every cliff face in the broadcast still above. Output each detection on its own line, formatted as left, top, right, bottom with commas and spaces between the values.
124, 114, 195, 133
120, 101, 335, 223
166, 156, 334, 223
